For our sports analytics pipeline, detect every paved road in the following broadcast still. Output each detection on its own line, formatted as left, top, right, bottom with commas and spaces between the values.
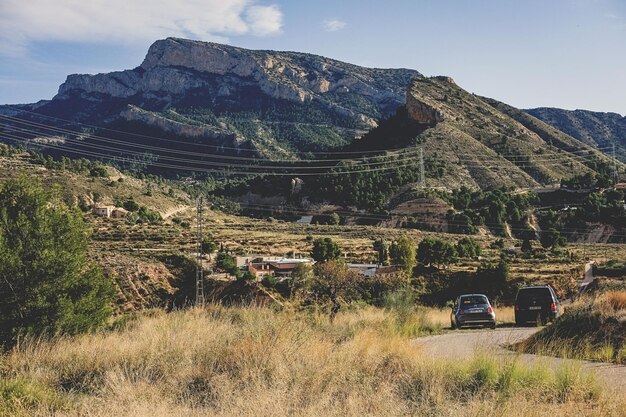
414, 327, 626, 395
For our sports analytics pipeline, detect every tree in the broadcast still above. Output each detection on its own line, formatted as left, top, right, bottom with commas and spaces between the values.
417, 237, 458, 268
457, 237, 481, 258
475, 255, 510, 298
329, 212, 341, 225
0, 178, 114, 346
201, 236, 218, 260
417, 237, 437, 267
307, 261, 362, 321
541, 228, 566, 249
521, 238, 533, 253
389, 236, 416, 274
373, 238, 390, 266
311, 237, 342, 263
216, 251, 241, 279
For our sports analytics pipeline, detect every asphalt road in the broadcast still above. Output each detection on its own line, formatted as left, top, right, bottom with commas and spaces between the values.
414, 327, 626, 395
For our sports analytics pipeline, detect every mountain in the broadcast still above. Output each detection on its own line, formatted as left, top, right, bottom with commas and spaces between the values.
525, 108, 626, 162
1, 38, 623, 198
2, 37, 419, 158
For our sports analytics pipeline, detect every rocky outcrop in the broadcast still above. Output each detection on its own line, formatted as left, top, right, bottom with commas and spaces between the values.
120, 106, 230, 139
13, 38, 425, 160
406, 88, 445, 125
56, 37, 418, 108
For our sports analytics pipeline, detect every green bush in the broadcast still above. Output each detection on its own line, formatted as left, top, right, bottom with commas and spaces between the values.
311, 237, 342, 263
0, 178, 114, 346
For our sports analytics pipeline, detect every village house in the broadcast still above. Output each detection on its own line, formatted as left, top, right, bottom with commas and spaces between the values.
111, 207, 129, 218
245, 257, 314, 280
347, 263, 403, 278
92, 205, 115, 218
92, 205, 129, 219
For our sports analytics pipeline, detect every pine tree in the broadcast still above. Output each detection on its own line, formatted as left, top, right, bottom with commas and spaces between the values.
0, 178, 114, 346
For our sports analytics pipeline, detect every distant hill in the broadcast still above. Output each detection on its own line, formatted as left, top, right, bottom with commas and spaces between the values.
526, 108, 626, 162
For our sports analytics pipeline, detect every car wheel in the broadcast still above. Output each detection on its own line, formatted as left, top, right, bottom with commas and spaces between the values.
450, 321, 456, 330
490, 323, 496, 330
540, 315, 548, 326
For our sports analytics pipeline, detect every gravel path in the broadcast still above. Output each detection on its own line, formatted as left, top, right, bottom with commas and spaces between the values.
414, 327, 626, 396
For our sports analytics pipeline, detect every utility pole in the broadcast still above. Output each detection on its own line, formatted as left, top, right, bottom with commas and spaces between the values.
195, 196, 205, 306
419, 147, 425, 188
612, 144, 618, 184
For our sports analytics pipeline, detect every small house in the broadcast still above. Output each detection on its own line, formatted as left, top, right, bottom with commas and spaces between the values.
111, 207, 129, 218
92, 206, 115, 218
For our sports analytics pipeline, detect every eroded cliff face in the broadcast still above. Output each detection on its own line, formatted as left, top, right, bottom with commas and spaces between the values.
56, 37, 418, 109
406, 92, 445, 125
13, 38, 422, 158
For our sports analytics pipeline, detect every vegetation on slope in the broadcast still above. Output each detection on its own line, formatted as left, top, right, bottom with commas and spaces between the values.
0, 178, 114, 347
517, 290, 626, 364
526, 107, 626, 162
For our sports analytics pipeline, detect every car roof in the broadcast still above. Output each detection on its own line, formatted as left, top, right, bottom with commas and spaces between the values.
459, 294, 489, 298
518, 286, 552, 290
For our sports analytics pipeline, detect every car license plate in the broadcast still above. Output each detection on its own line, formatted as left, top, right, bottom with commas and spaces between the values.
529, 306, 541, 310
468, 309, 483, 313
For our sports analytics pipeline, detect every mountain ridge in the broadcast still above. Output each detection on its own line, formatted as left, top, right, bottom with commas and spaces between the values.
525, 107, 626, 162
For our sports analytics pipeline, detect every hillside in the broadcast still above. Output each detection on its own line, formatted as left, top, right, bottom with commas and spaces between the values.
402, 77, 620, 190
1, 37, 418, 159
297, 77, 624, 213
526, 108, 626, 162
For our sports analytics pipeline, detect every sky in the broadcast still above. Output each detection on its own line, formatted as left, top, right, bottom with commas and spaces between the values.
0, 0, 625, 114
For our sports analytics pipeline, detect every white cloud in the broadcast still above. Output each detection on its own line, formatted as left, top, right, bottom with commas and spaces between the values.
246, 5, 283, 36
0, 0, 283, 56
323, 18, 347, 32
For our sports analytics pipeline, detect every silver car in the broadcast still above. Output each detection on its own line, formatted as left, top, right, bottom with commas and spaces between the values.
450, 294, 496, 329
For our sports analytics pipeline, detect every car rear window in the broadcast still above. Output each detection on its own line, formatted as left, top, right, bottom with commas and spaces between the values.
516, 288, 552, 301
460, 295, 488, 305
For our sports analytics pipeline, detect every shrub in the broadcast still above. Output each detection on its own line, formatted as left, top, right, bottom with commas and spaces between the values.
311, 237, 341, 263
0, 178, 114, 346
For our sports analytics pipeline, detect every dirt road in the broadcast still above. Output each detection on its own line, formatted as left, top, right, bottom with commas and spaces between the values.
414, 327, 626, 395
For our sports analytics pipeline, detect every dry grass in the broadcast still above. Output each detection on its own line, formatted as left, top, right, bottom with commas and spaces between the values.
423, 306, 515, 329
596, 290, 626, 313
517, 290, 626, 364
0, 306, 622, 417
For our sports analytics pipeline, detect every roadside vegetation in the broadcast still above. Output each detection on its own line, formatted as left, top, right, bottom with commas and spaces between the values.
1, 305, 621, 417
516, 290, 626, 364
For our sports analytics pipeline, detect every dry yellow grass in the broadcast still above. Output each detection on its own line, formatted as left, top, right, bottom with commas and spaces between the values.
423, 306, 515, 328
1, 305, 622, 417
517, 290, 626, 365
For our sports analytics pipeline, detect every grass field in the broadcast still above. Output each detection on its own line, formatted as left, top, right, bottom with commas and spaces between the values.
1, 305, 623, 417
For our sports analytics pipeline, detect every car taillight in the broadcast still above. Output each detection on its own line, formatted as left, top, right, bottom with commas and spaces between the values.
515, 305, 519, 311
551, 302, 557, 313
487, 306, 493, 314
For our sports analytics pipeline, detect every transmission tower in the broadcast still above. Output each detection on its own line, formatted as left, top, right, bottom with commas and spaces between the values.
195, 196, 205, 306
419, 147, 425, 188
612, 144, 619, 183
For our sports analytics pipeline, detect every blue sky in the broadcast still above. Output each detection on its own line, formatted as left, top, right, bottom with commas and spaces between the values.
1, 0, 624, 114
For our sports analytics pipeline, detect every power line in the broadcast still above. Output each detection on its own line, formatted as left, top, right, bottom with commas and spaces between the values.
4, 106, 622, 160
0, 122, 616, 174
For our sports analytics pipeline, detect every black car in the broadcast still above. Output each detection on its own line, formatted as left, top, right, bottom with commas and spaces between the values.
514, 286, 560, 326
450, 294, 496, 329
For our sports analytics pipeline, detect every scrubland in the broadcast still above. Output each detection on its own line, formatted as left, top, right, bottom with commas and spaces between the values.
1, 305, 623, 417
517, 290, 626, 364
